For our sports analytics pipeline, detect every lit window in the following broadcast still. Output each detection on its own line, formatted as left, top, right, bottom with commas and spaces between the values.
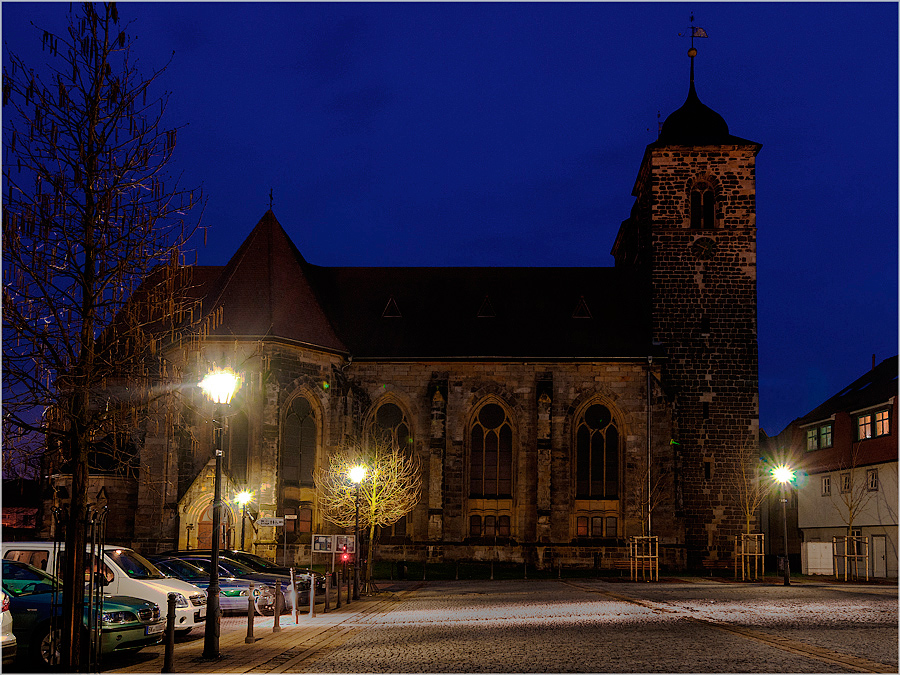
821, 476, 831, 496
875, 409, 890, 437
840, 472, 851, 494
577, 516, 589, 537
857, 414, 873, 440
867, 469, 878, 491
819, 424, 833, 448
806, 428, 818, 451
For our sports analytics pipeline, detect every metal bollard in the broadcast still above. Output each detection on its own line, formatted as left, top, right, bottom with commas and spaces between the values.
290, 568, 298, 624
323, 572, 330, 613
162, 593, 176, 673
272, 581, 282, 633
335, 570, 341, 608
245, 582, 255, 643
346, 566, 351, 605
309, 575, 316, 618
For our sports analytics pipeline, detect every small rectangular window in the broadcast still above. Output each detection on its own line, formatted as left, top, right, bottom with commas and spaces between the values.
867, 468, 879, 491
857, 414, 873, 440
591, 516, 604, 537
469, 515, 481, 537
821, 476, 831, 496
606, 517, 618, 537
807, 428, 818, 451
875, 410, 890, 436
576, 516, 589, 537
297, 507, 312, 533
703, 459, 712, 480
820, 424, 833, 448
484, 515, 496, 537
841, 472, 851, 494
498, 515, 510, 537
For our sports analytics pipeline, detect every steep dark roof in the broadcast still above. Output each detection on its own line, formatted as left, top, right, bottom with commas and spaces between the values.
194, 212, 654, 360
796, 356, 899, 427
652, 49, 757, 147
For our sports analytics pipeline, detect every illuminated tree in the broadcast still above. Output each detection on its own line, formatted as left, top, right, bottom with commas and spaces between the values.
731, 435, 773, 535
2, 3, 202, 668
314, 434, 422, 585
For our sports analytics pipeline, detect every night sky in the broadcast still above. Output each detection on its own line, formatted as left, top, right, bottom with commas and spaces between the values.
3, 2, 897, 436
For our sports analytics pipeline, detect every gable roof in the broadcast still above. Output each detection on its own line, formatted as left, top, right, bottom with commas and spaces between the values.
796, 356, 898, 427
195, 211, 654, 360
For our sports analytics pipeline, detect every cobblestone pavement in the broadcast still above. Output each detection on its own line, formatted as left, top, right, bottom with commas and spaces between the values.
102, 578, 897, 674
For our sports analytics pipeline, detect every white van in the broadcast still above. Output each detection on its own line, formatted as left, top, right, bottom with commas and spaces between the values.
2, 543, 206, 634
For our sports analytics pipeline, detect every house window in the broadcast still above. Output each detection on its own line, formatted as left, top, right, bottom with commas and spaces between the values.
469, 514, 510, 538
806, 428, 818, 451
857, 414, 873, 440
819, 424, 833, 448
606, 516, 618, 537
867, 468, 879, 491
690, 182, 715, 229
592, 516, 604, 537
469, 515, 481, 537
575, 404, 620, 499
577, 517, 589, 537
840, 472, 851, 494
470, 403, 513, 497
821, 475, 831, 496
283, 397, 316, 486
875, 409, 890, 436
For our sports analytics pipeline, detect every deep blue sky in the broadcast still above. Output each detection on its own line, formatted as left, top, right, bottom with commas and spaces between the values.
4, 2, 897, 436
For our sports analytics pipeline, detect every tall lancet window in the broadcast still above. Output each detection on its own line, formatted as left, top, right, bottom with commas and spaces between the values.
690, 181, 715, 229
575, 404, 619, 499
283, 397, 316, 486
470, 402, 513, 497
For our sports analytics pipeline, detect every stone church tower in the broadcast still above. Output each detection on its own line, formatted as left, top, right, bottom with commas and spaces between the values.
614, 46, 762, 566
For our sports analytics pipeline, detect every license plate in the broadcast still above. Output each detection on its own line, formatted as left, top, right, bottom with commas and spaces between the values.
145, 622, 165, 636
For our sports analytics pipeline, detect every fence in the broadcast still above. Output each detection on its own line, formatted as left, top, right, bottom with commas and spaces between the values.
629, 536, 658, 582
735, 533, 764, 580
833, 535, 869, 581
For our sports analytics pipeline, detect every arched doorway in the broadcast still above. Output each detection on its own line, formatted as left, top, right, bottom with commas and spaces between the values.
197, 503, 233, 549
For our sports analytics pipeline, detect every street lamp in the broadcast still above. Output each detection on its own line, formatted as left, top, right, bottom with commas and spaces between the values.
199, 367, 240, 660
235, 490, 253, 552
349, 464, 367, 600
771, 465, 795, 587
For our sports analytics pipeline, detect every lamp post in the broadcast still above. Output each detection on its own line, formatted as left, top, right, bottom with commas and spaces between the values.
235, 491, 253, 552
199, 368, 240, 660
771, 465, 795, 587
349, 465, 366, 600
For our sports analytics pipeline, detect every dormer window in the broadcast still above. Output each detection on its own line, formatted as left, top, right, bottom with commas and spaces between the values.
690, 182, 715, 229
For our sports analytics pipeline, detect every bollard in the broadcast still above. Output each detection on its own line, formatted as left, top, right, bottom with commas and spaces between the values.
335, 570, 342, 609
162, 592, 176, 673
245, 582, 255, 643
346, 565, 351, 605
290, 568, 298, 624
272, 581, 282, 633
323, 571, 330, 613
309, 575, 316, 618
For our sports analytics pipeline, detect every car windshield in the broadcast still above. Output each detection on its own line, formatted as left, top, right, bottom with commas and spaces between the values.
217, 558, 257, 576
108, 549, 165, 579
238, 554, 279, 570
1, 560, 60, 596
159, 558, 209, 581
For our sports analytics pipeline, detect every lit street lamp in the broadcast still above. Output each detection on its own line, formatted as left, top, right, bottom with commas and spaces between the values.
235, 490, 253, 552
199, 367, 241, 660
771, 465, 795, 587
349, 465, 367, 600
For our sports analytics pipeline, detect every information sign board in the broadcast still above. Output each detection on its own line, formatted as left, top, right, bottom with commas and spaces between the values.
257, 517, 284, 527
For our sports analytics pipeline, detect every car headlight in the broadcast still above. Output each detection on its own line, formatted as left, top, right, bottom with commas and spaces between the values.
102, 611, 138, 625
173, 593, 189, 608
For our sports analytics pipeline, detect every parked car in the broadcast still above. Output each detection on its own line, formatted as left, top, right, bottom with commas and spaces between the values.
146, 556, 276, 614
1, 560, 164, 667
162, 554, 308, 610
162, 549, 326, 596
2, 592, 16, 667
2, 542, 206, 635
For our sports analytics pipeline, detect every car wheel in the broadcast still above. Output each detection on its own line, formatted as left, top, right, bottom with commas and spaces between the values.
33, 625, 62, 667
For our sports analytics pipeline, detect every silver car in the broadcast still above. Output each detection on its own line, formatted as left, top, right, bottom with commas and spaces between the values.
149, 557, 277, 614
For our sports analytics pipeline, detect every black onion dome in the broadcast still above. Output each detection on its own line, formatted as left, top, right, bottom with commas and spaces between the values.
655, 48, 752, 146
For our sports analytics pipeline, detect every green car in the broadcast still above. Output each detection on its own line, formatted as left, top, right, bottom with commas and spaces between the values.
1, 560, 165, 667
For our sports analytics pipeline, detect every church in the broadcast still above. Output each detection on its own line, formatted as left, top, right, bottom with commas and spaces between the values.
91, 45, 761, 572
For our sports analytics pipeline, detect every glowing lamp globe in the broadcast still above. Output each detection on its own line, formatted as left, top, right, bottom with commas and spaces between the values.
771, 465, 795, 484
235, 490, 253, 507
199, 369, 241, 404
349, 465, 367, 484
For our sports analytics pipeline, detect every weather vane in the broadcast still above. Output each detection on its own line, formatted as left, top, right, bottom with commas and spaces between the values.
269, 188, 274, 210
679, 13, 708, 53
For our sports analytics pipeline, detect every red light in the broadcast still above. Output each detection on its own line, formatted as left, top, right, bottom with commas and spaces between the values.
2, 593, 9, 613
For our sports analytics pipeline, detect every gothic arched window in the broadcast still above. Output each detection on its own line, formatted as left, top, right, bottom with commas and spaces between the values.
227, 411, 249, 484
283, 397, 316, 486
470, 402, 513, 497
690, 182, 715, 230
575, 403, 619, 499
373, 402, 411, 450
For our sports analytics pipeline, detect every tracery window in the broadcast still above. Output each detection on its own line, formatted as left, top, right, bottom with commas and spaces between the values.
283, 397, 316, 486
372, 402, 413, 537
690, 181, 715, 229
470, 403, 513, 497
575, 403, 619, 499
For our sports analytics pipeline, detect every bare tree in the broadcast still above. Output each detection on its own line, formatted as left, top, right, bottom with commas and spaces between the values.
731, 435, 773, 535
627, 452, 667, 536
314, 434, 422, 586
3, 3, 202, 668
